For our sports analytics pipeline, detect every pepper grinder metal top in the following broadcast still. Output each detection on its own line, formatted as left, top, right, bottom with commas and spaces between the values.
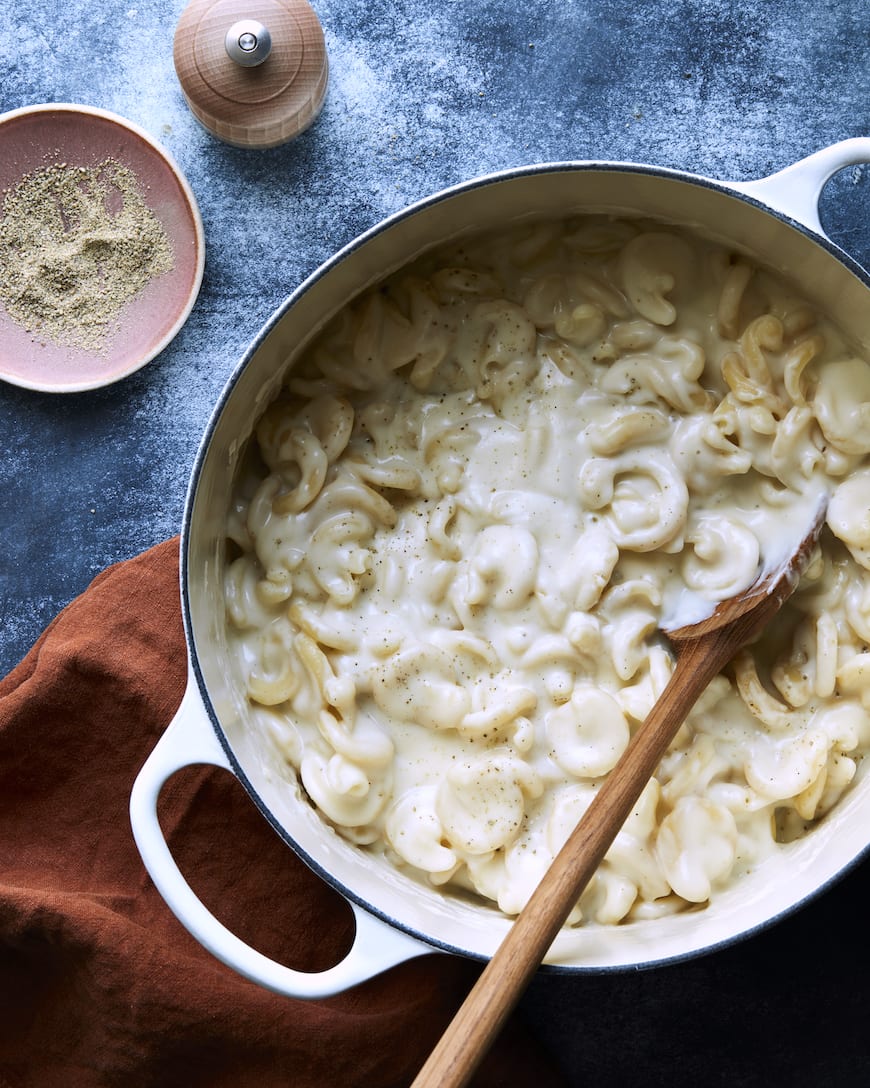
174, 0, 328, 149
224, 20, 273, 67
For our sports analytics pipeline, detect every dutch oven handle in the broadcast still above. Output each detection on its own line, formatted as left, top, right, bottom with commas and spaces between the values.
724, 137, 870, 241
129, 674, 430, 997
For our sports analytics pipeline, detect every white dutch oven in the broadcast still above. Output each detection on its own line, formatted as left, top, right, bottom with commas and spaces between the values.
130, 141, 870, 997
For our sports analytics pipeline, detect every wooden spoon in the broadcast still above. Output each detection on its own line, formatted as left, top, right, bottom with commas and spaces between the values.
412, 499, 827, 1088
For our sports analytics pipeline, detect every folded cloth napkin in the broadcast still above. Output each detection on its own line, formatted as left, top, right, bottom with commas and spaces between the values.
0, 540, 566, 1088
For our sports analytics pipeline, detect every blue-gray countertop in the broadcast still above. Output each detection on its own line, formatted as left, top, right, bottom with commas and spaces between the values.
2, 1, 870, 1083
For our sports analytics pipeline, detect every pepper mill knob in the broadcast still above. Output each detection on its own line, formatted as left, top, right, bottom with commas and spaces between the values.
225, 20, 273, 66
174, 0, 328, 149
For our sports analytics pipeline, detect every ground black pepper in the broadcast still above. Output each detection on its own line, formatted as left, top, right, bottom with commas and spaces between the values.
0, 158, 174, 353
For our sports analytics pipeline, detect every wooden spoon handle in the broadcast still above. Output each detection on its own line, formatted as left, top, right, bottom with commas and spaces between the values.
411, 637, 728, 1088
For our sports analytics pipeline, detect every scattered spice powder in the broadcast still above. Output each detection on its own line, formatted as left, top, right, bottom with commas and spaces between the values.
0, 158, 174, 353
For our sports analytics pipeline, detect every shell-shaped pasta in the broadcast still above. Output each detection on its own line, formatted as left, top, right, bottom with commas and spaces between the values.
844, 577, 870, 643
246, 475, 304, 586
619, 231, 694, 325
813, 358, 870, 455
606, 318, 660, 352
744, 730, 829, 802
419, 403, 486, 494
812, 701, 870, 751
436, 749, 541, 855
546, 683, 631, 778
350, 283, 450, 390
585, 406, 670, 456
734, 650, 793, 730
459, 679, 537, 742
560, 525, 619, 612
224, 554, 274, 630
294, 632, 356, 720
428, 495, 461, 560
769, 405, 824, 487
245, 618, 305, 706
497, 832, 554, 916
272, 430, 329, 515
471, 300, 539, 407
577, 450, 688, 552
564, 611, 604, 658
602, 337, 709, 413
303, 476, 397, 603
579, 868, 640, 925
660, 735, 725, 808
430, 266, 501, 298
566, 216, 638, 254
257, 393, 354, 471
523, 271, 626, 333
603, 779, 671, 903
345, 454, 421, 492
460, 524, 539, 610
605, 606, 658, 682
716, 259, 754, 339
813, 611, 839, 699
837, 652, 870, 709
770, 618, 814, 709
668, 416, 749, 498
655, 796, 738, 903
546, 783, 595, 855
827, 469, 870, 569
385, 786, 458, 876
554, 302, 608, 347
308, 511, 375, 605
317, 709, 395, 769
300, 749, 392, 828
370, 644, 472, 731
254, 705, 304, 767
288, 601, 358, 653
682, 515, 760, 600
616, 644, 674, 723
518, 633, 580, 703
721, 314, 783, 401
811, 750, 857, 818
783, 333, 824, 405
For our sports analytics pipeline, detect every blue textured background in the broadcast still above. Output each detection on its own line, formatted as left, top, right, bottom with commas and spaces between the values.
2, 2, 869, 1082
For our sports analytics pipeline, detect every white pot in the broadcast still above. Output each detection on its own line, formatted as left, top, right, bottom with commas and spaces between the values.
130, 142, 870, 997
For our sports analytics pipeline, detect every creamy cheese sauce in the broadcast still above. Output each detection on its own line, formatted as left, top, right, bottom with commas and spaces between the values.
223, 216, 870, 926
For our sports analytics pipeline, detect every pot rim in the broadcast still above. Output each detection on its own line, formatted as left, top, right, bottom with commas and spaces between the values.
179, 157, 870, 973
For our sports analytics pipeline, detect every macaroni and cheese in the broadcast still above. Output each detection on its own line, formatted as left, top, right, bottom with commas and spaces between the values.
223, 217, 870, 926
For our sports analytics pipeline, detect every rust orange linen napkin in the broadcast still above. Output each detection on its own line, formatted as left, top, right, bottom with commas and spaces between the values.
0, 540, 566, 1088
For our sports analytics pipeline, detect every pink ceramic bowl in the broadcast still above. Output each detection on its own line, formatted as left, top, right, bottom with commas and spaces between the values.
0, 103, 204, 393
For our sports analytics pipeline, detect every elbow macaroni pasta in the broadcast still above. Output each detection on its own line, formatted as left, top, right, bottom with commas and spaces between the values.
224, 216, 870, 927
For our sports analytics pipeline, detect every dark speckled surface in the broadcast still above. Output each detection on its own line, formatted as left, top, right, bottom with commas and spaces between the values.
2, 1, 870, 1083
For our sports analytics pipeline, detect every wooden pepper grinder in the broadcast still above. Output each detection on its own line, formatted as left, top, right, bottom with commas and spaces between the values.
174, 0, 328, 148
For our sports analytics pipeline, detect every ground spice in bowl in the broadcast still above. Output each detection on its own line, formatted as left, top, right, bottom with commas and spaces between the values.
0, 158, 174, 353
